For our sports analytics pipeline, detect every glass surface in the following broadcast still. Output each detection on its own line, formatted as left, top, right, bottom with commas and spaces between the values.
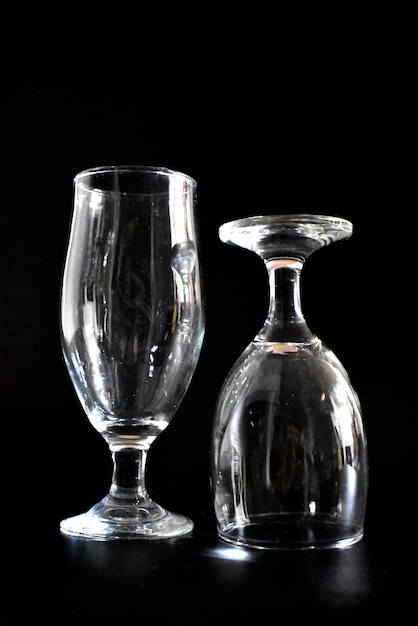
212, 214, 368, 550
60, 165, 205, 540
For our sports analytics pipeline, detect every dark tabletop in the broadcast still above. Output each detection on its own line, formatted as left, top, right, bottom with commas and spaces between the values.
5, 509, 416, 623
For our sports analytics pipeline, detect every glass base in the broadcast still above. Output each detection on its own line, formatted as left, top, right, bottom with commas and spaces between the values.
60, 497, 194, 541
218, 514, 364, 550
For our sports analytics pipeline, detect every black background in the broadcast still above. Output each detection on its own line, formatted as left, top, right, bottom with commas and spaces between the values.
1, 26, 415, 624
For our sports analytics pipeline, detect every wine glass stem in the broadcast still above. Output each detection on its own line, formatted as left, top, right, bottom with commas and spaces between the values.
256, 257, 316, 344
108, 446, 150, 505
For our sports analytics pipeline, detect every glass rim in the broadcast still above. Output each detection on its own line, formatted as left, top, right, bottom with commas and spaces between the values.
74, 164, 197, 194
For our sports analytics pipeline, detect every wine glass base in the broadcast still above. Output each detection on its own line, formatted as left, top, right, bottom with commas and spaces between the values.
60, 498, 194, 541
218, 514, 364, 550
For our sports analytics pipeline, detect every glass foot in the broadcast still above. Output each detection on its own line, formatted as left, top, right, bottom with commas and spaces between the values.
60, 496, 194, 541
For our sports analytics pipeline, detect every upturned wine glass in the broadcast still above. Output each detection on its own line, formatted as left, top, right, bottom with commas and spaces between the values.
211, 214, 368, 549
60, 165, 205, 540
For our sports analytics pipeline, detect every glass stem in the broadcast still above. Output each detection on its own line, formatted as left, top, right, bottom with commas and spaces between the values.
108, 447, 150, 505
256, 257, 316, 344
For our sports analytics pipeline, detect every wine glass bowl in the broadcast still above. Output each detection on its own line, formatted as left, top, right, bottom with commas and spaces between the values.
60, 165, 204, 540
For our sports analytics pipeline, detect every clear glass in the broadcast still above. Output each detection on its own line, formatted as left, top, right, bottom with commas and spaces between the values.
211, 215, 368, 550
60, 165, 205, 540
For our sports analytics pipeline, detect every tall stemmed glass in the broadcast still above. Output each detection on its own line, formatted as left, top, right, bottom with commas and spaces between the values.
60, 166, 204, 540
212, 215, 368, 549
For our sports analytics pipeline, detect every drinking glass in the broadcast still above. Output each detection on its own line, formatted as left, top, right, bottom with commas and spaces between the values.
60, 165, 205, 540
211, 214, 368, 549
